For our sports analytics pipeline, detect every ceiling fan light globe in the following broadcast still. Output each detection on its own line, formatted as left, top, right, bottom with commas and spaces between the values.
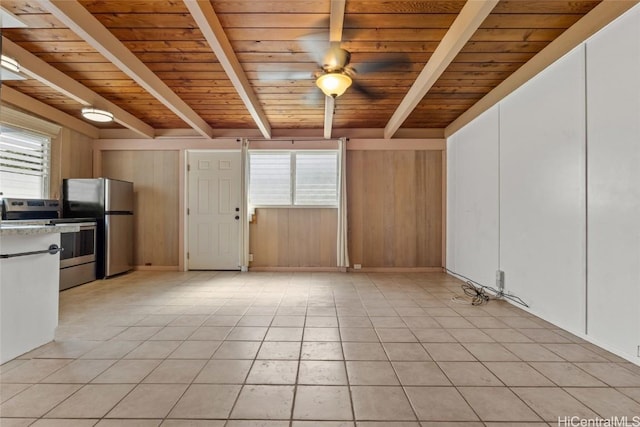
316, 73, 352, 98
81, 107, 114, 123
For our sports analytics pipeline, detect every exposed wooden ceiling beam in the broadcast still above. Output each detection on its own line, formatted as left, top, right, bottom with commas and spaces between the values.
40, 0, 214, 139
384, 0, 499, 139
1, 86, 100, 139
2, 37, 153, 139
324, 0, 347, 139
445, 0, 640, 137
184, 0, 271, 139
329, 0, 346, 43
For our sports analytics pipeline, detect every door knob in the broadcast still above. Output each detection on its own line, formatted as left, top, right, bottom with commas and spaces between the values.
235, 215, 240, 220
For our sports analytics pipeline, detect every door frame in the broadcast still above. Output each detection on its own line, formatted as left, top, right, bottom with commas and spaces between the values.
183, 149, 247, 271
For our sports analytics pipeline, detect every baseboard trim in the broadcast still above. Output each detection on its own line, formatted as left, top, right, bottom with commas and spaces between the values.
349, 267, 444, 273
249, 267, 346, 272
133, 265, 179, 271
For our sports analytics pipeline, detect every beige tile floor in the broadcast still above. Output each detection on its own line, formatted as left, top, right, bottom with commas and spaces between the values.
1, 271, 640, 426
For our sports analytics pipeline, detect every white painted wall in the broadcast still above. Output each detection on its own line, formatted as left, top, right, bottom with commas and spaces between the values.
446, 4, 640, 363
585, 6, 640, 360
499, 46, 586, 334
447, 105, 499, 287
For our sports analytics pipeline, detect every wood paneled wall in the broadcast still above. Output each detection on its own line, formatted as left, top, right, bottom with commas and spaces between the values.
101, 150, 180, 268
249, 208, 337, 268
49, 128, 93, 199
96, 147, 442, 270
347, 150, 443, 268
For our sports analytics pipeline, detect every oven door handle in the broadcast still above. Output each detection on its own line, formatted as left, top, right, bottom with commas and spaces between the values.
0, 244, 63, 259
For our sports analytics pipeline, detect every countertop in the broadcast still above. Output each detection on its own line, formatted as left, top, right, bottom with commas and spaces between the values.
0, 223, 80, 236
0, 219, 52, 226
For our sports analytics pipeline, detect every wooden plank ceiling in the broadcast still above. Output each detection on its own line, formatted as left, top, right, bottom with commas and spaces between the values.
1, 0, 601, 136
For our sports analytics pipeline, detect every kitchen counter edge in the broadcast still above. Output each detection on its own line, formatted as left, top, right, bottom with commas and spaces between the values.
0, 224, 80, 236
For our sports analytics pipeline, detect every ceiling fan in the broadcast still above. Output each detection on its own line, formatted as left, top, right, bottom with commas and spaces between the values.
312, 43, 356, 98
305, 39, 407, 101
254, 14, 405, 103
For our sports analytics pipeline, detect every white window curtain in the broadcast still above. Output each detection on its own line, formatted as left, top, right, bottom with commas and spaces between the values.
336, 138, 349, 269
240, 139, 251, 272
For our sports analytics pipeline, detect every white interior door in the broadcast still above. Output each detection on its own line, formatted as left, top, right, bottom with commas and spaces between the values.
188, 151, 241, 270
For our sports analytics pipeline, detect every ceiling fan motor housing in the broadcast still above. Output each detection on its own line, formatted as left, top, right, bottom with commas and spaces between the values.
322, 47, 351, 72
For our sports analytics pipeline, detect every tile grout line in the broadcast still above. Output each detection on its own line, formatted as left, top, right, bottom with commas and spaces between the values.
335, 287, 357, 425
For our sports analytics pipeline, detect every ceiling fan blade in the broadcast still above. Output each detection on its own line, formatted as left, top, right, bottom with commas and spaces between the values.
297, 31, 331, 66
350, 81, 375, 99
351, 54, 411, 74
353, 61, 397, 74
303, 88, 325, 106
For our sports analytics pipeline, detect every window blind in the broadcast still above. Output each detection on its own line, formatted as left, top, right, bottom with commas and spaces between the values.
249, 151, 339, 207
294, 152, 338, 206
0, 124, 51, 198
249, 152, 292, 206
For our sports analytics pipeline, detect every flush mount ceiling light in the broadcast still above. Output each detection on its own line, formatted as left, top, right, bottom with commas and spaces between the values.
0, 55, 26, 81
316, 72, 352, 98
81, 107, 114, 123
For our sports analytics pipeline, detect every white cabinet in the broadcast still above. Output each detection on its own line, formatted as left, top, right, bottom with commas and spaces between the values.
0, 231, 61, 363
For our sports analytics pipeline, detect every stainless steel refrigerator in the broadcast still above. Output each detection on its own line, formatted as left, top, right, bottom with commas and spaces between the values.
63, 178, 134, 279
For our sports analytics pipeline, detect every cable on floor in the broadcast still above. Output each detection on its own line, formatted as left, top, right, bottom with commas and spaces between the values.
445, 268, 529, 308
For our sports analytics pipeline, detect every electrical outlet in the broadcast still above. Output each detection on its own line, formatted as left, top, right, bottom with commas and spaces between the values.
496, 270, 505, 291
249, 254, 254, 262
353, 264, 362, 270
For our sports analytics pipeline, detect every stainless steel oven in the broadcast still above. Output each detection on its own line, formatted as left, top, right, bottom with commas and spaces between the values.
58, 221, 97, 290
2, 198, 98, 291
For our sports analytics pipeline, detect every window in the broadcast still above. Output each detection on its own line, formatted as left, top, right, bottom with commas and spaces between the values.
248, 152, 291, 206
294, 152, 338, 205
0, 124, 51, 198
249, 151, 338, 207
